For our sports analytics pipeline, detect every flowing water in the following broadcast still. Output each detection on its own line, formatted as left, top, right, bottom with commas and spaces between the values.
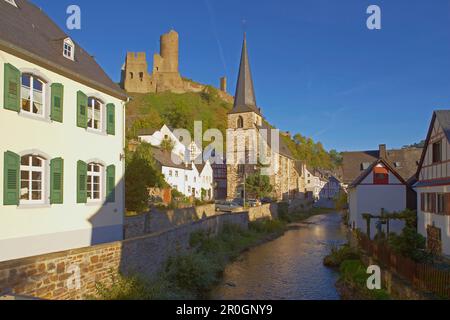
211, 213, 348, 300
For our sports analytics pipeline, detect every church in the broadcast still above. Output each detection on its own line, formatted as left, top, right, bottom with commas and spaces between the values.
226, 35, 305, 201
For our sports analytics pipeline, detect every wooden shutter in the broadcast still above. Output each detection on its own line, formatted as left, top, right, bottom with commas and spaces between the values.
76, 91, 88, 128
3, 151, 20, 205
431, 193, 437, 213
50, 83, 64, 122
50, 158, 64, 204
106, 103, 115, 135
420, 193, 425, 211
106, 165, 116, 203
445, 194, 450, 216
3, 63, 20, 112
76, 160, 87, 203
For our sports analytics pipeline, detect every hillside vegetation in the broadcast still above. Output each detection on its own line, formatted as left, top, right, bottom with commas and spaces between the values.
126, 87, 341, 170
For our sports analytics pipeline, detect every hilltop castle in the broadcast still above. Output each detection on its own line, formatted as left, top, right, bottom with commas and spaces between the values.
121, 30, 231, 101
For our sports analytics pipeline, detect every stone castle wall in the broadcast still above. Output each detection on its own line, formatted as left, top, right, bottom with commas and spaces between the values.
0, 212, 249, 300
122, 30, 233, 103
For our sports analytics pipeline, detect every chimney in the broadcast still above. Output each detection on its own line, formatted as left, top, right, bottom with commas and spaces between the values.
379, 144, 387, 160
220, 77, 227, 93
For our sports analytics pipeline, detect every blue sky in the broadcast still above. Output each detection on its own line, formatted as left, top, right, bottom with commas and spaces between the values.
32, 0, 450, 152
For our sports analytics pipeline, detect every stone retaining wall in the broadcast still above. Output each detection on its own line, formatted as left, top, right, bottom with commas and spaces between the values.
0, 212, 248, 300
247, 203, 278, 221
124, 204, 216, 239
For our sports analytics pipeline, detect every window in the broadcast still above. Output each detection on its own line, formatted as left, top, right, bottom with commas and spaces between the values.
139, 72, 144, 81
169, 170, 172, 177
21, 74, 45, 117
63, 38, 75, 60
185, 175, 188, 181
361, 162, 371, 171
237, 116, 244, 129
20, 155, 45, 204
373, 166, 389, 184
87, 97, 103, 131
175, 171, 178, 177
432, 141, 442, 163
87, 163, 102, 202
129, 72, 134, 79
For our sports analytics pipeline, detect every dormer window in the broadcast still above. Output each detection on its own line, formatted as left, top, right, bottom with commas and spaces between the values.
4, 0, 18, 7
63, 38, 75, 60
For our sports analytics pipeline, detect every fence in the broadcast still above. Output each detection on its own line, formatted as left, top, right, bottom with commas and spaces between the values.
359, 235, 450, 298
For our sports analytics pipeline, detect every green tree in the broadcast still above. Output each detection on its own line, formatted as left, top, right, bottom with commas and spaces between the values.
388, 227, 431, 263
160, 137, 175, 152
245, 173, 273, 199
125, 142, 167, 213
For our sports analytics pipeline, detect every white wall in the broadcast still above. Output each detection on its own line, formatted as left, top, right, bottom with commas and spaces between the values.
0, 50, 125, 262
416, 186, 450, 257
350, 185, 407, 238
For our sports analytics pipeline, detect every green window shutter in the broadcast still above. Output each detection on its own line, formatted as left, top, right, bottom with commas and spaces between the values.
3, 151, 20, 205
76, 160, 87, 203
76, 91, 88, 128
106, 103, 115, 135
50, 83, 64, 123
3, 63, 20, 112
106, 165, 116, 203
50, 158, 64, 204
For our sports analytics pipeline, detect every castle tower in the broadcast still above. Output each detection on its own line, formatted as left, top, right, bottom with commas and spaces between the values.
123, 52, 154, 93
227, 34, 263, 200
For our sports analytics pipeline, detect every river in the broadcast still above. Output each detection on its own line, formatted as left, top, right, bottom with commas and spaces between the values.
211, 213, 348, 300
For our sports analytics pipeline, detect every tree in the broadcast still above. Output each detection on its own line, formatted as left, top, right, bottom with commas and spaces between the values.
245, 173, 273, 199
125, 142, 167, 213
160, 137, 175, 152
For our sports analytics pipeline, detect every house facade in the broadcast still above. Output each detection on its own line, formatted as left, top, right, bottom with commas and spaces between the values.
415, 111, 450, 257
151, 147, 213, 200
0, 0, 127, 262
343, 145, 421, 239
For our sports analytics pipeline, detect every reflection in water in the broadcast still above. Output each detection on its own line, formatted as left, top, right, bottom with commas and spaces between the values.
211, 213, 348, 300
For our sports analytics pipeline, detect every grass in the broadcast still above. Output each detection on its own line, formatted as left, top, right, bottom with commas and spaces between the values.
323, 244, 361, 268
95, 220, 285, 300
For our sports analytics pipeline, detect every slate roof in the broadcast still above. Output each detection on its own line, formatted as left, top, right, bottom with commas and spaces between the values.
0, 0, 126, 100
435, 110, 450, 142
229, 34, 261, 116
151, 147, 190, 170
342, 147, 422, 185
257, 122, 294, 159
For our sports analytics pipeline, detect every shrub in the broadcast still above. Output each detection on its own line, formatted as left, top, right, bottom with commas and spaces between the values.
324, 244, 361, 268
388, 227, 432, 263
278, 202, 289, 220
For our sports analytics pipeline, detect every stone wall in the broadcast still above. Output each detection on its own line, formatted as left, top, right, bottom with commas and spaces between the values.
247, 203, 278, 221
123, 204, 216, 239
0, 212, 249, 300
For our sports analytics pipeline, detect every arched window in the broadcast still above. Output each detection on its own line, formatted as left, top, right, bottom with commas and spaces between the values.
129, 72, 134, 79
21, 74, 46, 117
63, 38, 75, 60
237, 116, 244, 128
139, 72, 144, 81
87, 163, 103, 202
87, 97, 103, 131
20, 154, 46, 204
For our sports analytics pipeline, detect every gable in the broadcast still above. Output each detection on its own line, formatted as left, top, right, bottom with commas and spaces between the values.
417, 112, 450, 183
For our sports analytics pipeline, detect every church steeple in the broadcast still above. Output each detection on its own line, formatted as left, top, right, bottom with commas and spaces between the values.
230, 33, 260, 115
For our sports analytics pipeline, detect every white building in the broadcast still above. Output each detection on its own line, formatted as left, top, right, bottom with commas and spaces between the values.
151, 147, 214, 200
138, 124, 201, 163
344, 145, 420, 239
304, 167, 325, 200
0, 0, 127, 262
415, 111, 450, 257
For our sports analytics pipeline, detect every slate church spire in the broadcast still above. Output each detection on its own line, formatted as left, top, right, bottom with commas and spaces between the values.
230, 33, 260, 115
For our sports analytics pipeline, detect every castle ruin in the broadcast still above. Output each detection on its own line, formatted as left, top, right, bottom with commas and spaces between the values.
121, 30, 231, 100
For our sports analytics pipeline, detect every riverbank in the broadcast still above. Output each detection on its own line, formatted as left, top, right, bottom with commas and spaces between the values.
96, 208, 335, 300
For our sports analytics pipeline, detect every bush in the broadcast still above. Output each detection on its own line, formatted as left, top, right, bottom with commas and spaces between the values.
324, 244, 361, 268
277, 202, 289, 220
165, 253, 221, 296
388, 227, 432, 263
